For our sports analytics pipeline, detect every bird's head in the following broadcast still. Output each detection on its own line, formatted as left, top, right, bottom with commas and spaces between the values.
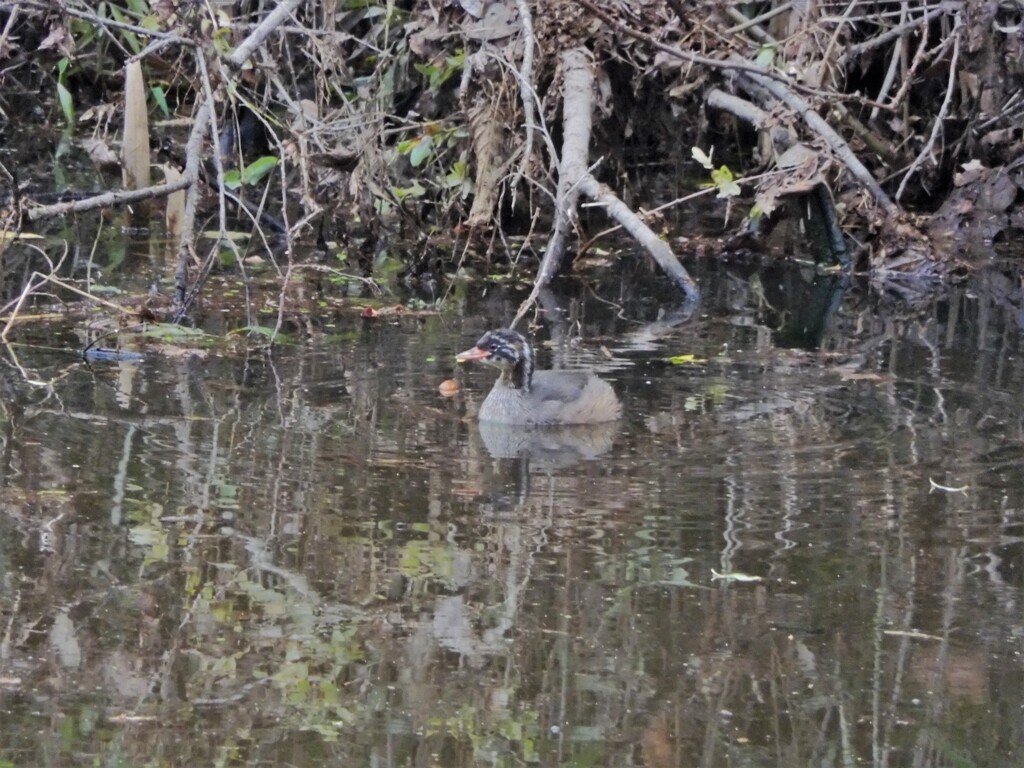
456, 328, 534, 390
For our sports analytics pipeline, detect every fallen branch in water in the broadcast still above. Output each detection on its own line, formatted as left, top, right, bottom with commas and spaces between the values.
513, 48, 699, 327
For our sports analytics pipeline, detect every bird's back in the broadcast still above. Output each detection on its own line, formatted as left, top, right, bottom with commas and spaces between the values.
479, 370, 621, 425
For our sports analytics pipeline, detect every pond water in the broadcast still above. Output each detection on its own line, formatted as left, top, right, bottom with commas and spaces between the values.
1, 261, 1024, 767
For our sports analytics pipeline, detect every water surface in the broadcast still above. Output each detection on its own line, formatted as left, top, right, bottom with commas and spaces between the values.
1, 266, 1023, 767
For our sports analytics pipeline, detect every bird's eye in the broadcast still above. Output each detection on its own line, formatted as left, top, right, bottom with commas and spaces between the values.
489, 341, 499, 352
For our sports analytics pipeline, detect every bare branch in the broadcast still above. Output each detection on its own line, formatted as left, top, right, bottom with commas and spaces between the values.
26, 178, 193, 221
229, 0, 305, 67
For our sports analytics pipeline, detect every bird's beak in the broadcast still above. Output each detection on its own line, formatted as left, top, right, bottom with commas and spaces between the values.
456, 346, 489, 362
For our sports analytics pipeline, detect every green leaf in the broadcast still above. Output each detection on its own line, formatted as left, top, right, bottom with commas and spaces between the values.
142, 323, 208, 341
721, 180, 742, 197
241, 155, 278, 185
89, 285, 124, 295
666, 354, 706, 365
755, 45, 776, 69
223, 169, 242, 190
230, 325, 281, 340
433, 63, 458, 88
409, 138, 433, 168
56, 82, 75, 125
107, 4, 142, 54
150, 85, 170, 118
393, 181, 426, 200
710, 165, 733, 185
711, 569, 763, 582
711, 166, 741, 198
443, 160, 467, 187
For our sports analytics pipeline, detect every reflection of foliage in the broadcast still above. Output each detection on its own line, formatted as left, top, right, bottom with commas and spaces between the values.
127, 501, 169, 562
183, 562, 368, 739
399, 538, 456, 580
595, 536, 697, 589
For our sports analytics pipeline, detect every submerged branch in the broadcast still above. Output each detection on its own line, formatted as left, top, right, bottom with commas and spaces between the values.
578, 176, 700, 299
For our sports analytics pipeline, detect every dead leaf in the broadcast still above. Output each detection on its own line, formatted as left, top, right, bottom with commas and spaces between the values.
457, 0, 485, 18
464, 1, 518, 41
82, 138, 121, 172
38, 24, 75, 57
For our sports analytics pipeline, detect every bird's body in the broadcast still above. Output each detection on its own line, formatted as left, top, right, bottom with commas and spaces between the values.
456, 329, 621, 426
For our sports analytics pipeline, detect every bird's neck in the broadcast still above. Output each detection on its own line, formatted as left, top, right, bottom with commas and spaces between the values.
499, 346, 533, 392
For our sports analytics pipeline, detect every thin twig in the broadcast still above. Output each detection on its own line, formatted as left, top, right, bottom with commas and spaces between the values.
196, 48, 228, 243
174, 0, 301, 318
840, 2, 960, 64
8, 0, 188, 42
883, 11, 933, 114
895, 15, 962, 202
510, 0, 538, 201
726, 3, 793, 34
172, 99, 212, 309
579, 0, 833, 95
0, 4, 20, 54
1, 271, 133, 341
871, 0, 908, 122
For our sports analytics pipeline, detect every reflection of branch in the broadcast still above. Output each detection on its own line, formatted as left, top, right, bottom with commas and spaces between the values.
1, 239, 132, 341
2, 341, 72, 390
241, 535, 319, 601
619, 303, 700, 352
